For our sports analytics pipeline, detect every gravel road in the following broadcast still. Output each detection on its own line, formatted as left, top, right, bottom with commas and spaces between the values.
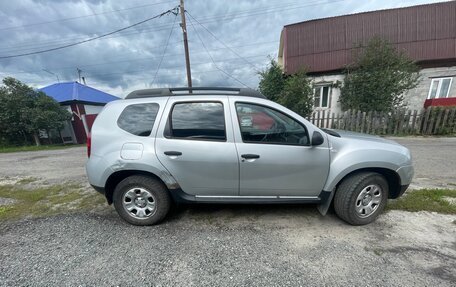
0, 137, 455, 286
0, 147, 86, 185
0, 209, 455, 286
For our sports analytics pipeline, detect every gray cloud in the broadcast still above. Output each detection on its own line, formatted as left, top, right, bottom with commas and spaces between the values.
0, 0, 440, 97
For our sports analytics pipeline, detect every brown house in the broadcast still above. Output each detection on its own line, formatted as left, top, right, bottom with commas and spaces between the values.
278, 1, 456, 113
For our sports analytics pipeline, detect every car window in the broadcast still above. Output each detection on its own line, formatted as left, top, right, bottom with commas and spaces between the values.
235, 102, 309, 145
167, 102, 226, 141
117, 103, 159, 136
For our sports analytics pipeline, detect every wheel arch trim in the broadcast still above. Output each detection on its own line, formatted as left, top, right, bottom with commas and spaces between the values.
318, 167, 403, 215
104, 169, 179, 204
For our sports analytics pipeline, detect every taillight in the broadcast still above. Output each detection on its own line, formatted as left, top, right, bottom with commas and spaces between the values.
87, 132, 91, 158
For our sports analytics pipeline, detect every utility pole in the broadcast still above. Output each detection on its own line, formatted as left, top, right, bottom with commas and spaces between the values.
180, 0, 192, 88
77, 68, 82, 83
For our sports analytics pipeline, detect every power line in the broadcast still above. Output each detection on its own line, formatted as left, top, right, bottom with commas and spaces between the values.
190, 0, 345, 23
0, 6, 179, 59
152, 14, 178, 84
0, 0, 345, 52
84, 55, 268, 79
186, 11, 261, 73
0, 21, 173, 53
0, 0, 176, 31
187, 16, 250, 88
9, 41, 276, 75
90, 68, 257, 83
21, 67, 261, 91
0, 17, 179, 52
0, 0, 295, 33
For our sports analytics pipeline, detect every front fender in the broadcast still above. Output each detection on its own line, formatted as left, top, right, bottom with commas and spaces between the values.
323, 135, 411, 192
323, 160, 401, 192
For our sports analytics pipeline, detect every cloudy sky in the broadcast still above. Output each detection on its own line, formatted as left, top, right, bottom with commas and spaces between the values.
0, 0, 443, 97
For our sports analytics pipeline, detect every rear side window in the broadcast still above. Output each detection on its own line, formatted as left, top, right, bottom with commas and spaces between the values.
167, 102, 226, 141
117, 103, 159, 136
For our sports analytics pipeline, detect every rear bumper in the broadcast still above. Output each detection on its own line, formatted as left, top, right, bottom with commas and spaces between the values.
91, 184, 105, 195
86, 154, 113, 188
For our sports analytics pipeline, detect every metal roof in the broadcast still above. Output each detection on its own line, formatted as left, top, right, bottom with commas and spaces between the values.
40, 81, 119, 104
279, 1, 456, 74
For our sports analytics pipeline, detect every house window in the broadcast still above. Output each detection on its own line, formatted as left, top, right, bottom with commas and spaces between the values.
428, 77, 452, 99
314, 86, 330, 108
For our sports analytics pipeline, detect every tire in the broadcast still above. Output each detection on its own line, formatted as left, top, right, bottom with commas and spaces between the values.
113, 175, 171, 226
334, 172, 388, 226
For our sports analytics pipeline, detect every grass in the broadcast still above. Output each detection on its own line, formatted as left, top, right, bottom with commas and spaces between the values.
16, 177, 38, 185
0, 206, 13, 217
0, 184, 106, 222
387, 189, 456, 214
1, 184, 454, 222
0, 144, 83, 153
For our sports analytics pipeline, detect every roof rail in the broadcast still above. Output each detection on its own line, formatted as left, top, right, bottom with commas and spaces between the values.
125, 87, 266, 99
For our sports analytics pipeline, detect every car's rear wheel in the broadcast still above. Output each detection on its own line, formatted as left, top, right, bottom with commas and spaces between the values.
113, 175, 171, 226
334, 172, 388, 225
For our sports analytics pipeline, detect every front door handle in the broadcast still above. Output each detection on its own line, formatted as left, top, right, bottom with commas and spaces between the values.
241, 154, 260, 159
164, 151, 182, 156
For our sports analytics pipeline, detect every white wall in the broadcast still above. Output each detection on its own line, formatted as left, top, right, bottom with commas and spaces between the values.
308, 66, 456, 114
310, 74, 345, 115
404, 66, 456, 110
84, 105, 103, 115
62, 105, 71, 114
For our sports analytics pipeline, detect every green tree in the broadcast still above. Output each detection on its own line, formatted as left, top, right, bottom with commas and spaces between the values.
339, 37, 420, 112
0, 77, 71, 146
0, 78, 35, 145
30, 93, 71, 144
258, 59, 285, 102
278, 71, 314, 118
258, 59, 314, 117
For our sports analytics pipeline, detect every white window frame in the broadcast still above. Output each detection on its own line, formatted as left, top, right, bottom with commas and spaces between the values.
427, 77, 453, 99
313, 85, 331, 108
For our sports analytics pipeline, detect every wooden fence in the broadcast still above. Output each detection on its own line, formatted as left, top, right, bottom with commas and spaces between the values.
308, 107, 456, 135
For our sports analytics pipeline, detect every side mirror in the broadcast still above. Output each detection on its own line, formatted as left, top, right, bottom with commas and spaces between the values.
311, 131, 324, 146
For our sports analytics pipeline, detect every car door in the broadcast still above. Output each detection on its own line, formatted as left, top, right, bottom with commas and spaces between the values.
155, 96, 239, 196
230, 99, 330, 197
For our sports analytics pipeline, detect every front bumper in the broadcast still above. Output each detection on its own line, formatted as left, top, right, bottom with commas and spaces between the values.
396, 165, 414, 186
398, 184, 409, 198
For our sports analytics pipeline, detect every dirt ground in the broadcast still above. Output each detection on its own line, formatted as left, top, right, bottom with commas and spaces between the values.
0, 137, 455, 286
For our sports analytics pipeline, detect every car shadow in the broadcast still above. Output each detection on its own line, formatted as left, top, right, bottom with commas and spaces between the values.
162, 203, 339, 226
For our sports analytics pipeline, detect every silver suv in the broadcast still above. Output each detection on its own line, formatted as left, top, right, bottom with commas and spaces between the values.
86, 87, 413, 226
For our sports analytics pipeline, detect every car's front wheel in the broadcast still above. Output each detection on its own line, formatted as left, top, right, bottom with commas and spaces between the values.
334, 172, 388, 225
113, 175, 171, 226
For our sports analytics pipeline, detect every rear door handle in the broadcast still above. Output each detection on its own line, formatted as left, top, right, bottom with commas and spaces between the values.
164, 151, 182, 156
241, 154, 260, 159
